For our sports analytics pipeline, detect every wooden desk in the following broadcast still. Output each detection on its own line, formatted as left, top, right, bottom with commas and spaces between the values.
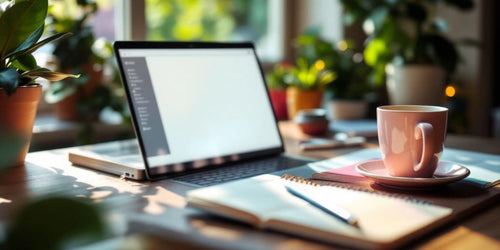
1, 121, 499, 249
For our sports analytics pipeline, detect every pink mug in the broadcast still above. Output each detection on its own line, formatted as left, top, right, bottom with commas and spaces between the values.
377, 105, 448, 178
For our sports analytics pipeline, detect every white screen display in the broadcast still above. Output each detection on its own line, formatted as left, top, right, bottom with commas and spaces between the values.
118, 47, 282, 171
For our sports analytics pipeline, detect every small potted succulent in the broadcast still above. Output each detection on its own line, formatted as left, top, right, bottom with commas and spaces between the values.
0, 0, 78, 167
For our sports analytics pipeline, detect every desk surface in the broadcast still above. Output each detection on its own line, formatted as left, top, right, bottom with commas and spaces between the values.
1, 121, 499, 249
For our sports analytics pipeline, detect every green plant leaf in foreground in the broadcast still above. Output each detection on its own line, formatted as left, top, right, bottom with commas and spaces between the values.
0, 0, 48, 60
8, 31, 73, 59
0, 68, 19, 95
22, 67, 80, 81
10, 53, 37, 71
3, 197, 107, 249
4, 25, 44, 60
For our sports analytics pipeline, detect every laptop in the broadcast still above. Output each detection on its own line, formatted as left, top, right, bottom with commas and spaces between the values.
69, 41, 309, 186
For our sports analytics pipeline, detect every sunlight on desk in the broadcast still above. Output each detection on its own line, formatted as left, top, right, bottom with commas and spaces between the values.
425, 226, 500, 249
143, 186, 186, 214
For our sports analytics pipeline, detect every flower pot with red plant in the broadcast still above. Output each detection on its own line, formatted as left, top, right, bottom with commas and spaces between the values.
266, 62, 292, 120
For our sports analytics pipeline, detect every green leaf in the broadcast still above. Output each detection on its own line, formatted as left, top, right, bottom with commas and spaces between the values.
0, 0, 48, 60
364, 39, 387, 66
368, 7, 389, 33
10, 53, 37, 71
0, 68, 19, 95
22, 67, 80, 82
4, 24, 44, 59
22, 32, 72, 56
6, 31, 72, 62
4, 197, 107, 249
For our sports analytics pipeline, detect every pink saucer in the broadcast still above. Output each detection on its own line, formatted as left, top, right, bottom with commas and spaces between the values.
355, 160, 470, 188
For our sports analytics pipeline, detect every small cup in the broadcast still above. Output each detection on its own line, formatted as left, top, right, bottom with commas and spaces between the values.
377, 105, 448, 178
294, 109, 329, 136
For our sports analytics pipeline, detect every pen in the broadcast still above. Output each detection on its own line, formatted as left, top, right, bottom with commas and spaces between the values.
285, 183, 359, 227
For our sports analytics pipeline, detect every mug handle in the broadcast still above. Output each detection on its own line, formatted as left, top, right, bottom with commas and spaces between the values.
414, 122, 434, 172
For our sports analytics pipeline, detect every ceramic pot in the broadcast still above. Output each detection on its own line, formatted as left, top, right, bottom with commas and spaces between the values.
294, 109, 329, 135
268, 89, 288, 120
0, 85, 42, 167
385, 64, 446, 105
325, 99, 367, 120
286, 87, 324, 120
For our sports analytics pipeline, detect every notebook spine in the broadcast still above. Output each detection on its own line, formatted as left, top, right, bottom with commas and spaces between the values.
281, 174, 429, 205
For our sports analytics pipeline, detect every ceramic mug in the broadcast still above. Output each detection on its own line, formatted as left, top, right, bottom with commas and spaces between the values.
377, 105, 448, 178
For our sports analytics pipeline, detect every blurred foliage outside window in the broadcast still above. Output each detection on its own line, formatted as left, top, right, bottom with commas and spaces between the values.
49, 0, 274, 61
145, 0, 269, 49
84, 0, 270, 54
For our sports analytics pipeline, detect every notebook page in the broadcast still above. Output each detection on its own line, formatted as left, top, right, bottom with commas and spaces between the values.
187, 174, 452, 249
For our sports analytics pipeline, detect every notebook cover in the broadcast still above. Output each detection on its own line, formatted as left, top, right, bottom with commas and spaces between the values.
312, 161, 372, 184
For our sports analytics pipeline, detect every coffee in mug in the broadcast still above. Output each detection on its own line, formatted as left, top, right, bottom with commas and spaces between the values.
377, 105, 448, 178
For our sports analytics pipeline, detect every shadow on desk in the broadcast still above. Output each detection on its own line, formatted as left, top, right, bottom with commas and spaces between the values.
2, 136, 499, 249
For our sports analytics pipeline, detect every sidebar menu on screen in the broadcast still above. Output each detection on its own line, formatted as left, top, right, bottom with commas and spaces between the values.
121, 57, 170, 159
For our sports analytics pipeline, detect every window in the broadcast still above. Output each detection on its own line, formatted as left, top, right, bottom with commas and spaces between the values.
102, 0, 284, 62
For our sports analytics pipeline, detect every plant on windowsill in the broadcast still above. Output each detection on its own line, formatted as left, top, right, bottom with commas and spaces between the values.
294, 30, 373, 120
341, 0, 474, 105
0, 0, 79, 167
45, 0, 123, 123
266, 62, 292, 120
284, 57, 336, 119
45, 0, 129, 144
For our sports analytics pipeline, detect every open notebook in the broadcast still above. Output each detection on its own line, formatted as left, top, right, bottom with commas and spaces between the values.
187, 174, 453, 249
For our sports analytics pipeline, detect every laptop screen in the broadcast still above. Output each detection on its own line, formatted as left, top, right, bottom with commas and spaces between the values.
114, 42, 283, 179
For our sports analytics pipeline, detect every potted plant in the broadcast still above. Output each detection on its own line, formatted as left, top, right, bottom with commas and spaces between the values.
284, 57, 336, 119
45, 0, 116, 122
341, 0, 474, 105
266, 62, 292, 120
294, 30, 372, 120
0, 0, 78, 167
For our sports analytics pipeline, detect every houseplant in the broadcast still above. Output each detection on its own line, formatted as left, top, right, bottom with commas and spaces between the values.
284, 57, 336, 119
266, 62, 291, 120
45, 0, 117, 123
0, 0, 78, 167
341, 0, 474, 105
294, 31, 372, 119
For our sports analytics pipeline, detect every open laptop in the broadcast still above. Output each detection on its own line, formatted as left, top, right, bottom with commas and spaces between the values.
69, 41, 309, 186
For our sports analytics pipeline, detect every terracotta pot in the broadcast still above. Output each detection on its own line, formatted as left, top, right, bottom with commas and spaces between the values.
286, 87, 324, 119
54, 63, 103, 121
268, 89, 288, 120
385, 64, 446, 105
0, 85, 42, 167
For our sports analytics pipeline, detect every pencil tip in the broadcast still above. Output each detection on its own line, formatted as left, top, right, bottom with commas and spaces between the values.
350, 219, 360, 228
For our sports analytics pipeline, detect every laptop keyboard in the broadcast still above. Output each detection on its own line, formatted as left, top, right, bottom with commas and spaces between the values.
171, 156, 308, 186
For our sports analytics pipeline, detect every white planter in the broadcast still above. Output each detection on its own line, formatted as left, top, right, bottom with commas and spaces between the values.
385, 64, 446, 105
325, 100, 368, 120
